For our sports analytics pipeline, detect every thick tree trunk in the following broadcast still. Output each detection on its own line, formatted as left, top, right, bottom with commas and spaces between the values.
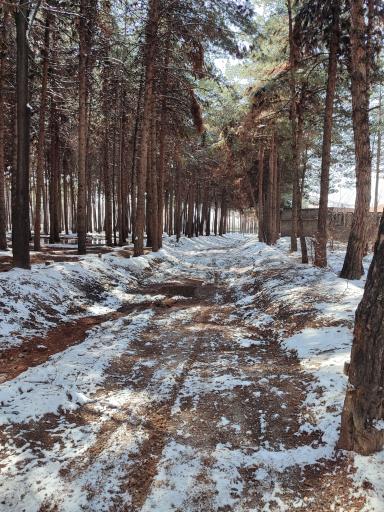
134, 0, 158, 256
146, 106, 159, 251
130, 74, 144, 244
157, 40, 170, 248
43, 168, 48, 234
49, 102, 60, 243
112, 106, 118, 246
296, 91, 308, 263
374, 88, 382, 214
339, 211, 384, 454
119, 105, 128, 245
314, 4, 339, 267
298, 166, 308, 264
258, 148, 265, 242
86, 96, 93, 234
34, 12, 50, 251
77, 0, 88, 255
70, 167, 76, 233
0, 10, 9, 251
13, 2, 30, 269
287, 0, 298, 252
340, 0, 372, 279
275, 156, 281, 237
101, 75, 112, 246
265, 134, 278, 245
151, 117, 159, 251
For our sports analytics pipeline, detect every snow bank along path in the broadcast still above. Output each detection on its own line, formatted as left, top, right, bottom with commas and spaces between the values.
0, 234, 383, 511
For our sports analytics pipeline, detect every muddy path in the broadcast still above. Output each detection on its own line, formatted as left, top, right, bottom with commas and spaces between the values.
0, 240, 366, 511
0, 278, 206, 384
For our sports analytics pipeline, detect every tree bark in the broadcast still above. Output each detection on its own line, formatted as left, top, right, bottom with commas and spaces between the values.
314, 4, 340, 267
34, 12, 50, 251
296, 90, 308, 263
119, 100, 129, 245
187, 182, 194, 238
157, 39, 170, 248
77, 0, 88, 254
63, 154, 69, 235
0, 10, 9, 251
150, 113, 159, 251
175, 151, 182, 242
13, 2, 31, 269
49, 101, 60, 243
374, 87, 382, 214
340, 0, 372, 280
134, 0, 158, 256
258, 147, 265, 242
287, 0, 298, 252
339, 210, 384, 454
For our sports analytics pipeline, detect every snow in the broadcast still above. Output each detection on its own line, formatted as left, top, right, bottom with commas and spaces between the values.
0, 233, 382, 511
141, 441, 203, 512
0, 310, 153, 425
0, 251, 164, 350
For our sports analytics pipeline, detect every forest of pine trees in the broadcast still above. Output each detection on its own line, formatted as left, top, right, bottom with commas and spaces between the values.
1, 0, 383, 277
1, 0, 256, 266
2, 0, 384, 466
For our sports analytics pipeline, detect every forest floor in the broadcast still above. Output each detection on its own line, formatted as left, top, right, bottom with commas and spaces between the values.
0, 235, 383, 511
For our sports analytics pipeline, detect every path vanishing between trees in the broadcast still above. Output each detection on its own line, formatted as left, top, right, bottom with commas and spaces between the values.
0, 236, 373, 511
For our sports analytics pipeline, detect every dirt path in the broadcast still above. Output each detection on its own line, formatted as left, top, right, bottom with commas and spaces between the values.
0, 239, 367, 511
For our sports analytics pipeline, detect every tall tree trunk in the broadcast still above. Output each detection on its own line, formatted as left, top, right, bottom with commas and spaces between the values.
157, 39, 170, 248
374, 87, 382, 214
298, 159, 308, 264
258, 147, 265, 242
150, 113, 159, 251
49, 102, 60, 243
339, 210, 384, 454
97, 176, 101, 233
296, 89, 308, 263
314, 4, 340, 267
77, 0, 88, 254
340, 0, 372, 279
34, 12, 50, 251
168, 181, 174, 235
13, 2, 30, 268
0, 10, 9, 251
174, 151, 182, 241
287, 0, 298, 252
219, 190, 227, 236
275, 156, 281, 237
63, 154, 69, 235
145, 127, 153, 247
102, 82, 112, 246
134, 0, 158, 256
112, 104, 117, 246
70, 167, 76, 233
265, 135, 278, 245
206, 189, 211, 236
43, 166, 48, 234
130, 74, 144, 243
213, 197, 218, 236
119, 103, 128, 245
187, 183, 194, 238
86, 95, 93, 233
